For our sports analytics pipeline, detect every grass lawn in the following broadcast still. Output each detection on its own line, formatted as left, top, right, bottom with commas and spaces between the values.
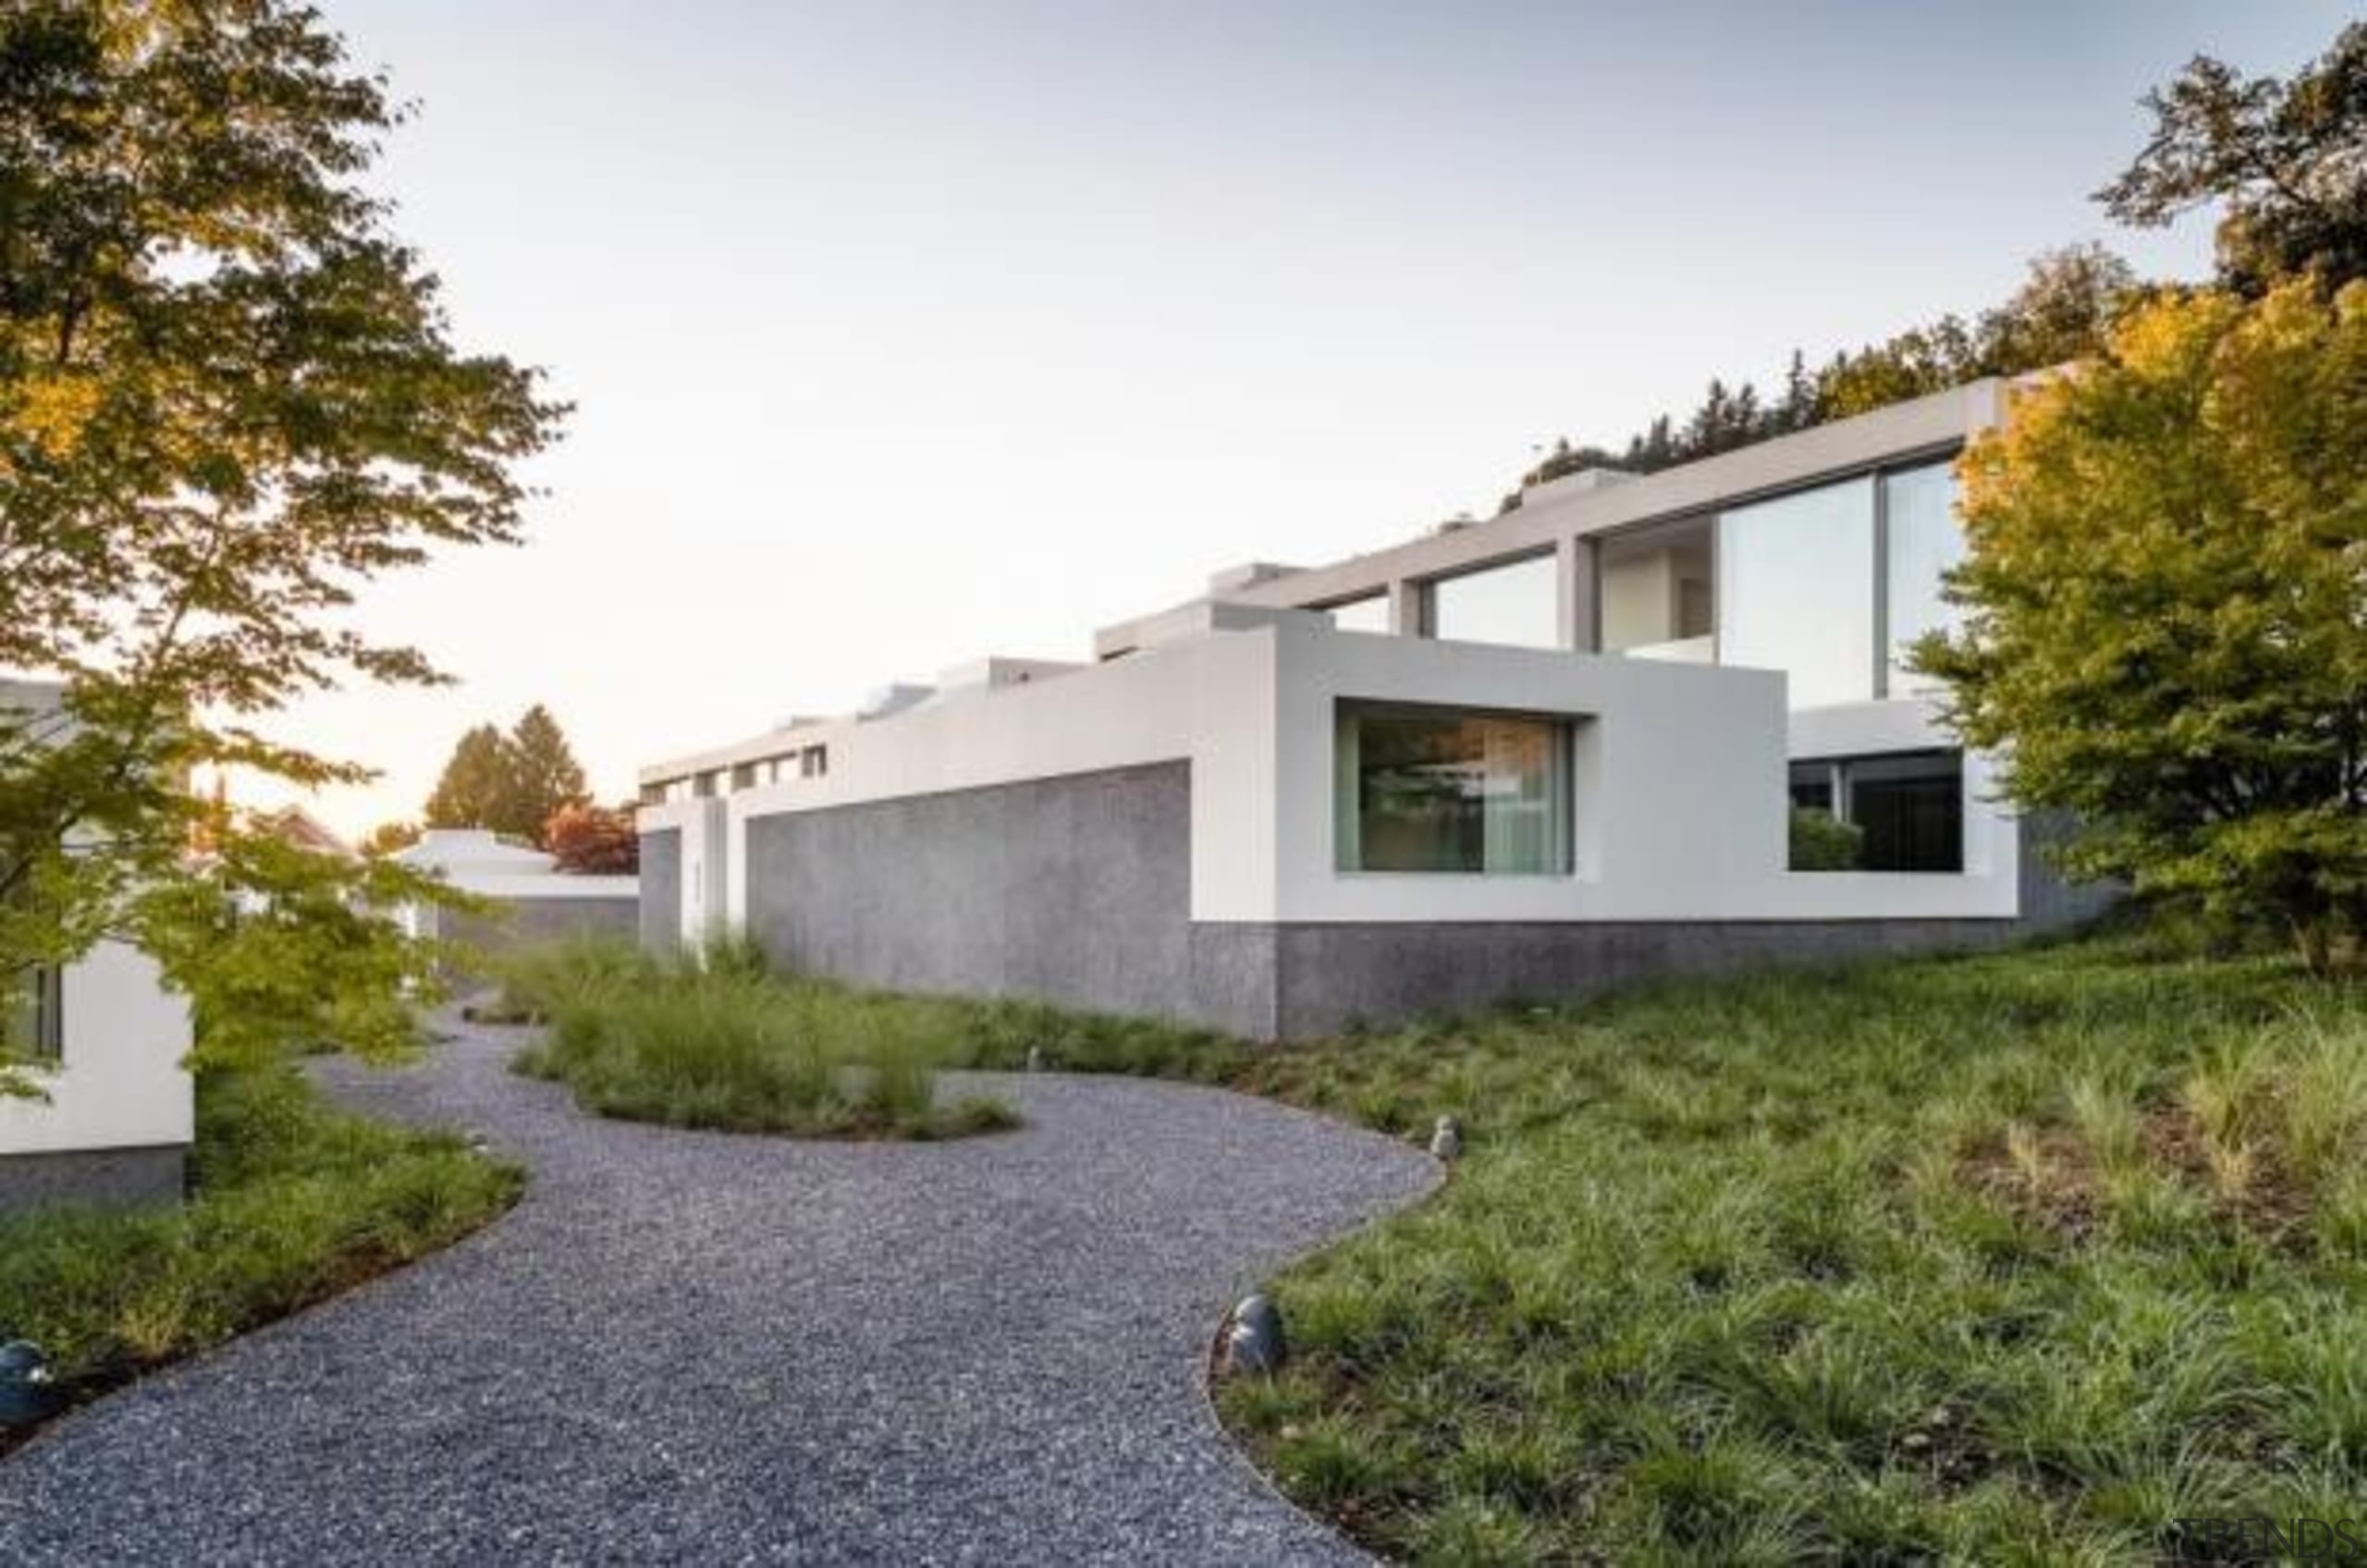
1206, 933, 2367, 1563
0, 1067, 521, 1450
489, 929, 2367, 1559
497, 937, 1237, 1139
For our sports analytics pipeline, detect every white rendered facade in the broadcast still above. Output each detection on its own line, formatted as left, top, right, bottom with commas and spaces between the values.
638, 380, 2087, 1032
0, 680, 195, 1209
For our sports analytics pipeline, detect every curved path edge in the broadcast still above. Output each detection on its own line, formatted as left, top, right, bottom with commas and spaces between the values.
0, 1012, 1437, 1567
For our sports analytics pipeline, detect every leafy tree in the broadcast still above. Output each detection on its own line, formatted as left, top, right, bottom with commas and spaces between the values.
360, 821, 422, 859
0, 1, 565, 1085
2100, 22, 2367, 295
142, 831, 468, 1067
1505, 247, 2136, 508
1919, 279, 2367, 972
505, 704, 588, 844
423, 724, 513, 834
545, 802, 638, 876
421, 706, 587, 845
1820, 245, 2139, 418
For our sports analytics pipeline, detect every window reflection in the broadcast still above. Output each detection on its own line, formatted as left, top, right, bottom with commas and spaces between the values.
1882, 462, 1966, 694
1335, 703, 1571, 875
1429, 555, 1559, 650
1717, 476, 1875, 708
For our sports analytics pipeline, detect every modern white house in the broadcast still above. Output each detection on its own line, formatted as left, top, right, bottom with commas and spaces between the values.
391, 828, 639, 957
638, 378, 2107, 1037
0, 680, 194, 1214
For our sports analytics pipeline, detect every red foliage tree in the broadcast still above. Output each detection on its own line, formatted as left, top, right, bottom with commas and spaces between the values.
544, 802, 639, 876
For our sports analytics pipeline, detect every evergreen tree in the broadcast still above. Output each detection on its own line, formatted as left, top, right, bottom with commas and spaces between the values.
504, 705, 588, 845
423, 726, 512, 833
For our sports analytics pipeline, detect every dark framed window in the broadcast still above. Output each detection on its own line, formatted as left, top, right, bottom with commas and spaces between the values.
1334, 701, 1573, 875
6, 964, 61, 1062
1791, 750, 1963, 873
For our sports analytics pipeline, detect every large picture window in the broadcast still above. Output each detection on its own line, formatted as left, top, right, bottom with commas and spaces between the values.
1882, 461, 1967, 694
1717, 475, 1876, 708
1428, 555, 1559, 650
1335, 703, 1571, 875
1788, 749, 1963, 873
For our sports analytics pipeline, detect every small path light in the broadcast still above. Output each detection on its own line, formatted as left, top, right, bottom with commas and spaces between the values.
0, 1340, 59, 1427
1430, 1115, 1464, 1162
1225, 1293, 1286, 1376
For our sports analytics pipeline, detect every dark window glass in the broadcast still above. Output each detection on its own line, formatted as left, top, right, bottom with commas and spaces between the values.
1785, 750, 1964, 872
1787, 760, 1835, 815
6, 964, 61, 1062
1335, 704, 1571, 875
1846, 751, 1962, 872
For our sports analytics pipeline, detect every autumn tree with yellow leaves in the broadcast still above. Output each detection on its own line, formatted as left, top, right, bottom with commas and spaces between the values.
1920, 280, 2367, 971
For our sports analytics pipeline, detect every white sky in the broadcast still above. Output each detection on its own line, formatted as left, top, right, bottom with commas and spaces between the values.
251, 0, 2346, 837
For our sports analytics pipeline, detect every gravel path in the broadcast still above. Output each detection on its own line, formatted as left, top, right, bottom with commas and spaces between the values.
0, 1013, 1436, 1565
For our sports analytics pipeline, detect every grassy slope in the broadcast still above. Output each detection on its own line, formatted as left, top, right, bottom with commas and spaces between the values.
0, 1068, 521, 1445
488, 930, 2367, 1559
1207, 935, 2367, 1563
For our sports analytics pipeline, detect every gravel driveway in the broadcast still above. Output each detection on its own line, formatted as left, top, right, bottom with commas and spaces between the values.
0, 1013, 1436, 1565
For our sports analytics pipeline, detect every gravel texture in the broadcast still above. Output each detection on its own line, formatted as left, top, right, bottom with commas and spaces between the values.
0, 1012, 1437, 1565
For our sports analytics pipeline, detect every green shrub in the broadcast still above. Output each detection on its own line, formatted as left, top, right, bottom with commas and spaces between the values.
504, 939, 1026, 1139
1788, 806, 1863, 871
0, 1068, 520, 1408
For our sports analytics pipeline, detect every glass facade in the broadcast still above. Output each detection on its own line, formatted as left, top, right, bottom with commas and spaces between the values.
1334, 703, 1570, 875
1428, 554, 1559, 650
1882, 461, 1967, 694
1325, 594, 1391, 634
1717, 475, 1876, 708
1788, 750, 1963, 873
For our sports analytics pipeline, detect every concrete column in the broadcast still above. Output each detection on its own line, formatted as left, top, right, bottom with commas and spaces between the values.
1386, 579, 1426, 638
1558, 535, 1598, 652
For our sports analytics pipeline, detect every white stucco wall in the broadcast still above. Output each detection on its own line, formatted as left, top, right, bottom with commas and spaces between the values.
0, 939, 193, 1157
644, 615, 2022, 944
1, 678, 195, 1159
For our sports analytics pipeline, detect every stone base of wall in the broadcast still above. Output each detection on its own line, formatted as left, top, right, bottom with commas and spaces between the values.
1235, 918, 2020, 1039
0, 1144, 188, 1217
730, 760, 2112, 1042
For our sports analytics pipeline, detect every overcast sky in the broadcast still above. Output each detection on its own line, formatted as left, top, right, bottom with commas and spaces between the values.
273, 0, 2346, 836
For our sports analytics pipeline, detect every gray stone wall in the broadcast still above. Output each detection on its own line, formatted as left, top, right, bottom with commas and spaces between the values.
744, 763, 1216, 1023
639, 828, 682, 952
0, 1144, 187, 1218
737, 762, 2109, 1041
446, 894, 640, 962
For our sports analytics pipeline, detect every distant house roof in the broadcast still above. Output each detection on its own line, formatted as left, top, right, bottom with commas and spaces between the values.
251, 804, 358, 861
392, 828, 557, 876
